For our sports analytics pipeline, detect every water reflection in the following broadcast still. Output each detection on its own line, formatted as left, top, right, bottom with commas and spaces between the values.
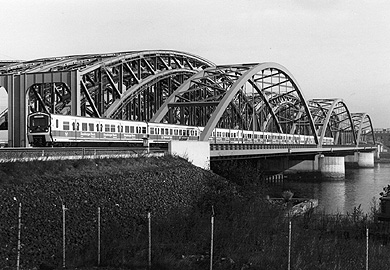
267, 163, 390, 215
318, 181, 346, 214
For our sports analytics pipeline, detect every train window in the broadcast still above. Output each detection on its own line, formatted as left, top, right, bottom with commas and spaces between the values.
89, 123, 94, 131
150, 128, 155, 135
170, 129, 173, 135
156, 128, 159, 135
125, 126, 129, 133
110, 125, 115, 132
56, 119, 59, 128
179, 130, 182, 136
82, 123, 88, 131
174, 129, 178, 135
130, 126, 134, 133
63, 122, 70, 131
165, 128, 168, 135
96, 124, 99, 132
142, 127, 146, 134
105, 124, 110, 132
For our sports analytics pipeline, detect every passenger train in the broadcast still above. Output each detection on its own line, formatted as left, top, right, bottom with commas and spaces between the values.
27, 112, 334, 147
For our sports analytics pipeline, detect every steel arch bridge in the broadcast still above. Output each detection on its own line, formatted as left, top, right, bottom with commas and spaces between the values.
0, 50, 375, 147
151, 62, 375, 146
0, 50, 214, 146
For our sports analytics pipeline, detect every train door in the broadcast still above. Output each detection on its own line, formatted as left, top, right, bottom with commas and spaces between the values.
118, 123, 123, 141
72, 118, 79, 142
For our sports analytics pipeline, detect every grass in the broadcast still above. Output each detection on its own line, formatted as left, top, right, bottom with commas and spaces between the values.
1, 156, 390, 269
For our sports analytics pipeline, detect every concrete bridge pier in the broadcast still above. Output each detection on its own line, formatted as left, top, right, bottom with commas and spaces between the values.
345, 152, 375, 168
285, 154, 345, 179
318, 155, 345, 179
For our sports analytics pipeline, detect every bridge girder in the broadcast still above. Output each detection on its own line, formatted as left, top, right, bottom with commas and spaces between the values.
151, 63, 318, 142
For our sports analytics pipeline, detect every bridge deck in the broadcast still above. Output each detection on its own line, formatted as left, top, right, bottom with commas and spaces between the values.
210, 143, 376, 159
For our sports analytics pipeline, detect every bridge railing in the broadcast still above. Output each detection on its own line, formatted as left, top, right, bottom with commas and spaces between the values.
210, 143, 318, 151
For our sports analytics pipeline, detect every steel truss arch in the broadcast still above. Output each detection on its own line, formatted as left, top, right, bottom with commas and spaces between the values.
104, 69, 198, 119
152, 63, 318, 142
0, 50, 214, 120
308, 98, 356, 146
352, 113, 376, 146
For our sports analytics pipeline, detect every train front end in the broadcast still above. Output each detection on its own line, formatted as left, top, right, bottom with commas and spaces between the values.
27, 112, 52, 146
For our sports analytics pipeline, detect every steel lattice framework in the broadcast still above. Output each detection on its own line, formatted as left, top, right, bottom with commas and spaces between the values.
151, 63, 318, 142
308, 99, 356, 146
307, 99, 376, 146
352, 113, 375, 146
0, 51, 376, 147
0, 51, 214, 146
0, 50, 214, 121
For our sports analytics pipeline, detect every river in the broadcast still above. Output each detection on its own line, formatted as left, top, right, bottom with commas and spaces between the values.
268, 163, 390, 215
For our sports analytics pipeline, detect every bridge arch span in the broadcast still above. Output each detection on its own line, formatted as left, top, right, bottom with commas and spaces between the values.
352, 112, 375, 146
308, 99, 356, 146
0, 50, 214, 146
152, 62, 318, 142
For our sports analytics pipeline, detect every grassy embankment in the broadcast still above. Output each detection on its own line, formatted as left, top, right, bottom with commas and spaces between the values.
1, 156, 390, 269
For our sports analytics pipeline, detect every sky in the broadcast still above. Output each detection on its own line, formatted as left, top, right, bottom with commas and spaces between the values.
0, 0, 389, 127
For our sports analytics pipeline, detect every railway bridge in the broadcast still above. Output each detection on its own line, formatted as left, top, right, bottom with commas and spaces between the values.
0, 50, 376, 178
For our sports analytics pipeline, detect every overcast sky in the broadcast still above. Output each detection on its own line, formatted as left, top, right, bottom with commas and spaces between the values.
0, 0, 389, 127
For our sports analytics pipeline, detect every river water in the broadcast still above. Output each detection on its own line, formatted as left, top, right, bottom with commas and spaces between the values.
268, 163, 390, 215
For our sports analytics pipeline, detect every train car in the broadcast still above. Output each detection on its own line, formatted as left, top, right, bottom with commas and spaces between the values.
28, 112, 333, 147
148, 122, 201, 143
28, 112, 148, 147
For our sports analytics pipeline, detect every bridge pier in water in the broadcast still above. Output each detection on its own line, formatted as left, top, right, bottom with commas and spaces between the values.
318, 155, 345, 179
284, 154, 345, 180
345, 152, 375, 168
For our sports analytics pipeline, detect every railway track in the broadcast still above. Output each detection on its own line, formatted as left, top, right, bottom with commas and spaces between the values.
0, 147, 166, 162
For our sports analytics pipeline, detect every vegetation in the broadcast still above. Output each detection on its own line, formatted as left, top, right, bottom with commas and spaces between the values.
0, 157, 390, 269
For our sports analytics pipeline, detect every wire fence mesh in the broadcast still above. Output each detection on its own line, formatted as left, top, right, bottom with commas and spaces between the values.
3, 201, 390, 270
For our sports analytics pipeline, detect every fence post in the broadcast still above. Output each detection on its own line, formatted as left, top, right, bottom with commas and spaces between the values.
288, 220, 291, 270
98, 207, 101, 266
62, 204, 66, 269
210, 206, 215, 270
148, 212, 151, 269
16, 203, 22, 270
366, 227, 369, 270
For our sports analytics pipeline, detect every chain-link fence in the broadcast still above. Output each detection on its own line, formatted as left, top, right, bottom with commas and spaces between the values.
3, 201, 390, 270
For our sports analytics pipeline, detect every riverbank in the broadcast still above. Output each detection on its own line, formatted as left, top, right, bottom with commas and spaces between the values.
1, 157, 390, 269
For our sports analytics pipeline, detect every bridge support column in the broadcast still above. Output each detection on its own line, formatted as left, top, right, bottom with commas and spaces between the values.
358, 152, 374, 168
168, 141, 210, 170
345, 152, 374, 168
319, 155, 345, 179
